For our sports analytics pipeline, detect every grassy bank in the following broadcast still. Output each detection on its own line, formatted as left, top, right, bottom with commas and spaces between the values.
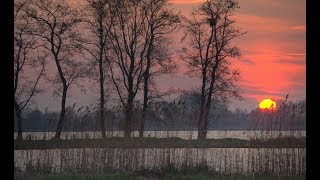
14, 137, 306, 150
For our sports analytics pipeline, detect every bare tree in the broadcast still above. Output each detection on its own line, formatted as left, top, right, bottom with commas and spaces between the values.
138, 0, 180, 137
80, 0, 115, 139
24, 0, 85, 139
106, 0, 148, 137
105, 0, 179, 137
14, 1, 46, 140
182, 0, 245, 139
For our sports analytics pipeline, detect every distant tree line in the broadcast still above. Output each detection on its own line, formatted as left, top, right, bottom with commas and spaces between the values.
14, 93, 306, 132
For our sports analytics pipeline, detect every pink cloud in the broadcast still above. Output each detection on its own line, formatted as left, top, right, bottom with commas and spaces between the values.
290, 25, 306, 32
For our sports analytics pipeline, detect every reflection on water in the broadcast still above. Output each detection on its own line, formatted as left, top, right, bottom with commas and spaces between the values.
14, 130, 306, 140
14, 148, 305, 175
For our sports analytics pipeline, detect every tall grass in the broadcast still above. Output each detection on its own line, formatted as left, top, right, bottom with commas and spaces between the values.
243, 97, 306, 176
14, 147, 305, 176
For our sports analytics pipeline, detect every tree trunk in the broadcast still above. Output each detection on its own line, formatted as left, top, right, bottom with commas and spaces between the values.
14, 101, 23, 140
139, 109, 146, 137
197, 70, 207, 139
124, 100, 133, 138
98, 9, 107, 139
139, 71, 149, 137
199, 103, 211, 139
139, 32, 153, 137
99, 50, 106, 139
53, 85, 67, 139
197, 25, 214, 140
199, 24, 218, 139
124, 55, 135, 138
199, 92, 213, 140
198, 64, 218, 140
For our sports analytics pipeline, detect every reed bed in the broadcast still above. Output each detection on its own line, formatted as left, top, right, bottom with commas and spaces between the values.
14, 147, 305, 176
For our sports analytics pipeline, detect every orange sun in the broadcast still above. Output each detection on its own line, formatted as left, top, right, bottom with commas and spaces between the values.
259, 99, 276, 110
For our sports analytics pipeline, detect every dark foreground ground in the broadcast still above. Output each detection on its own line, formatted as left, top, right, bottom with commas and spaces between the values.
14, 137, 305, 149
14, 173, 305, 180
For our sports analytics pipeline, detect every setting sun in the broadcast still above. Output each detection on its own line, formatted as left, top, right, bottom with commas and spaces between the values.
259, 99, 276, 110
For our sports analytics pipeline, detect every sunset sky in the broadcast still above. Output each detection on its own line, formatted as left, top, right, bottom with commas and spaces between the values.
162, 0, 306, 111
34, 0, 306, 112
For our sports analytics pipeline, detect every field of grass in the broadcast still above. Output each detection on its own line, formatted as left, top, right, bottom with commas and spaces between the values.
14, 136, 305, 150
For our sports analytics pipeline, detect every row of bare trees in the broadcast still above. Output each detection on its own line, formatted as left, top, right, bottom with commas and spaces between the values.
14, 0, 244, 140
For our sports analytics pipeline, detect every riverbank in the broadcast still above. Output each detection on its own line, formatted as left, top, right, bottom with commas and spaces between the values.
14, 137, 305, 150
